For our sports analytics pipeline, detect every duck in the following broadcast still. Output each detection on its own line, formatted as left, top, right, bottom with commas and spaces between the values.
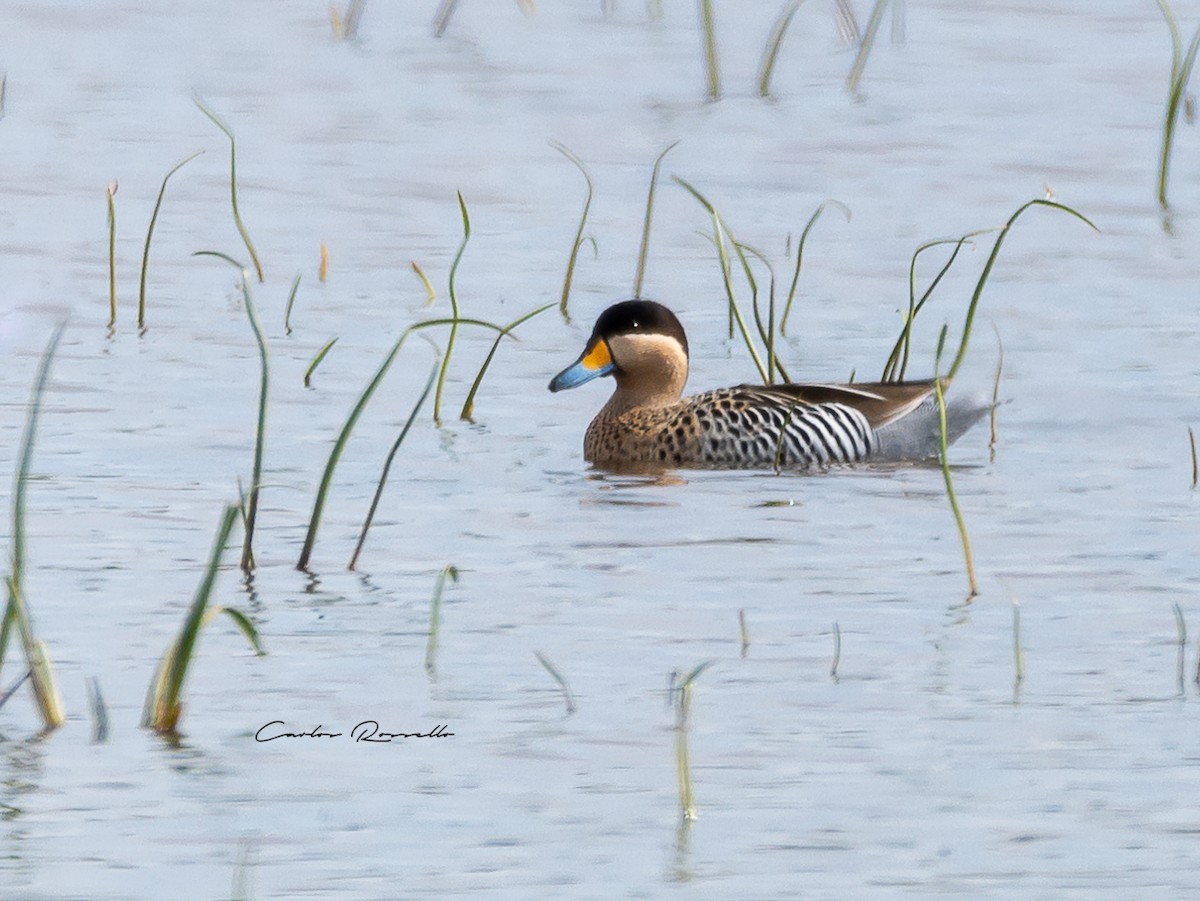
548, 299, 989, 470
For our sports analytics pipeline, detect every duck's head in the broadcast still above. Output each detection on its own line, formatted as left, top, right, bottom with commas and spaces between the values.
549, 300, 690, 407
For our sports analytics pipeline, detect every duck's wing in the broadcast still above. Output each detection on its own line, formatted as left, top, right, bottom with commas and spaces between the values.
730, 379, 940, 430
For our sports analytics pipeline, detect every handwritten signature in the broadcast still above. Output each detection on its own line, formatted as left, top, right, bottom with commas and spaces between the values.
255, 721, 454, 743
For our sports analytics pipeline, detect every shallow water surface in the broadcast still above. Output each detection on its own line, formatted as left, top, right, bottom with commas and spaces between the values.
1, 1, 1199, 898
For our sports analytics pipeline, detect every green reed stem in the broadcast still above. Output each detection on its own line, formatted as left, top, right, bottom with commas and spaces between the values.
432, 0, 459, 36
699, 0, 721, 100
304, 337, 338, 387
143, 504, 264, 733
1012, 599, 1025, 685
757, 0, 807, 98
831, 621, 842, 680
348, 357, 439, 571
434, 191, 470, 424
846, 0, 888, 94
106, 183, 118, 329
460, 301, 556, 421
193, 96, 264, 282
1188, 426, 1197, 488
734, 241, 790, 383
738, 609, 750, 657
780, 200, 849, 337
284, 272, 302, 335
1173, 601, 1187, 694
424, 565, 459, 680
880, 233, 983, 382
934, 326, 977, 597
633, 140, 680, 299
87, 675, 109, 743
945, 199, 1097, 383
534, 650, 577, 715
1155, 1, 1200, 208
237, 274, 269, 574
296, 316, 507, 571
551, 142, 593, 321
139, 151, 203, 330
675, 660, 713, 821
1, 324, 67, 729
675, 177, 769, 382
989, 327, 1004, 459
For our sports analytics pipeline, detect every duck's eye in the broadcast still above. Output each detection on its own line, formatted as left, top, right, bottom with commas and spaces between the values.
630, 320, 640, 329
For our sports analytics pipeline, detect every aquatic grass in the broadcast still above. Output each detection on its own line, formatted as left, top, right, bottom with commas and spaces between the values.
424, 565, 459, 681
237, 273, 269, 574
779, 200, 850, 337
1155, 1, 1200, 207
459, 301, 556, 421
296, 315, 510, 571
880, 232, 987, 382
319, 242, 329, 282
139, 151, 203, 331
674, 177, 769, 382
411, 261, 436, 304
1012, 599, 1025, 687
757, 0, 806, 98
348, 357, 438, 571
833, 0, 860, 43
432, 0, 459, 36
0, 324, 67, 731
945, 200, 1096, 384
534, 651, 577, 715
284, 273, 302, 335
1188, 427, 1197, 488
106, 182, 118, 330
675, 660, 713, 821
698, 0, 721, 100
1173, 602, 1186, 695
846, 0, 888, 94
433, 191, 470, 424
330, 0, 367, 39
633, 141, 679, 298
738, 609, 749, 658
0, 72, 6, 119
142, 504, 265, 734
87, 676, 109, 743
304, 337, 338, 387
772, 398, 803, 473
989, 327, 1004, 461
551, 142, 593, 321
733, 241, 791, 384
193, 96, 264, 282
933, 326, 977, 598
193, 255, 269, 575
830, 621, 841, 681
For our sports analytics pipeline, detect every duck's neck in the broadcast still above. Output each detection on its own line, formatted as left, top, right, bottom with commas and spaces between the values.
601, 356, 688, 417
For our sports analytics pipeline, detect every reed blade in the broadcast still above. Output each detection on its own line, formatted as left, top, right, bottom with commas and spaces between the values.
460, 302, 556, 421
846, 0, 888, 95
780, 200, 850, 337
193, 96, 264, 282
633, 141, 680, 298
757, 0, 806, 98
424, 565, 459, 680
434, 191, 470, 424
139, 151, 204, 330
304, 337, 339, 387
106, 182, 118, 330
534, 650, 577, 715
934, 326, 977, 597
550, 142, 593, 321
349, 357, 439, 571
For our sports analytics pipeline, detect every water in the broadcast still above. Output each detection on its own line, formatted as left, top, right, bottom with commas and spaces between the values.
2, 1, 1199, 897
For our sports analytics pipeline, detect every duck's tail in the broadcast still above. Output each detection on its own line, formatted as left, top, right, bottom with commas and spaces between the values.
871, 391, 991, 462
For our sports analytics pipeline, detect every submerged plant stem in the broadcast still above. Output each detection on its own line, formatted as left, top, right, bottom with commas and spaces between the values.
633, 141, 680, 298
434, 192, 470, 424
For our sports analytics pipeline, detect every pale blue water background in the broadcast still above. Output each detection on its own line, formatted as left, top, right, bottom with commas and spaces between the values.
1, 1, 1198, 898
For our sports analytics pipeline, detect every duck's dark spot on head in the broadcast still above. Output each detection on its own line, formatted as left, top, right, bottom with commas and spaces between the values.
590, 299, 688, 356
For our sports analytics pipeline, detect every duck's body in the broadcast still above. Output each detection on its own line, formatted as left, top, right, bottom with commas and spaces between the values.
550, 300, 987, 471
